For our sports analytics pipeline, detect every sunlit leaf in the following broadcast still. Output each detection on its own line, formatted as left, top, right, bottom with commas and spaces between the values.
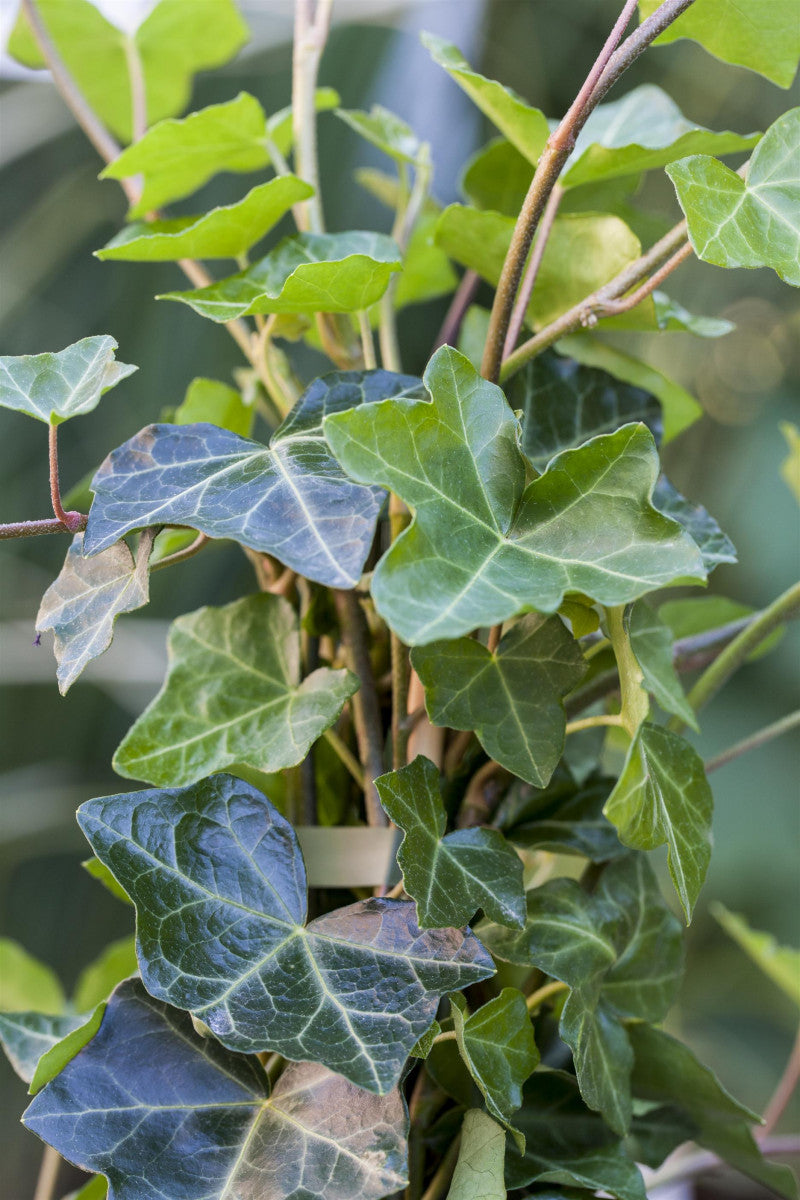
113, 594, 356, 786
337, 104, 423, 164
0, 940, 65, 1013
667, 109, 800, 286
411, 615, 585, 787
375, 756, 525, 930
0, 336, 136, 426
604, 724, 713, 920
78, 775, 494, 1089
711, 902, 800, 1007
173, 376, 254, 438
324, 346, 704, 645
446, 1110, 507, 1199
25, 979, 410, 1200
628, 601, 697, 730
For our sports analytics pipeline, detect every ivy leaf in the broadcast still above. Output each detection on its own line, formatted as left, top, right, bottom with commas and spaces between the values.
24, 978, 410, 1200
421, 33, 549, 164
8, 0, 248, 143
411, 615, 585, 787
173, 376, 254, 438
506, 1070, 646, 1199
160, 231, 402, 321
375, 756, 526, 930
95, 177, 312, 262
72, 937, 138, 1013
711, 902, 800, 1007
0, 336, 136, 426
625, 1105, 698, 1169
113, 594, 356, 786
461, 137, 536, 217
651, 476, 736, 572
337, 104, 423, 165
0, 940, 65, 1013
0, 1012, 87, 1086
658, 595, 784, 661
410, 1020, 441, 1059
82, 857, 132, 905
562, 84, 759, 188
451, 989, 539, 1147
604, 724, 713, 921
629, 1024, 798, 1199
324, 346, 705, 645
478, 855, 682, 1135
497, 769, 625, 863
639, 0, 800, 89
446, 1110, 507, 1200
64, 1178, 107, 1200
35, 531, 152, 695
667, 109, 800, 287
628, 602, 697, 730
78, 775, 494, 1090
85, 369, 419, 586
394, 213, 459, 309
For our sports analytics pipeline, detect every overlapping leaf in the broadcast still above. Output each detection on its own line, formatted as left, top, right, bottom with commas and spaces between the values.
411, 615, 585, 787
337, 104, 423, 164
78, 774, 494, 1090
0, 336, 136, 425
667, 109, 800, 287
112, 594, 356, 786
85, 369, 419, 586
375, 756, 525, 930
651, 476, 736, 571
24, 979, 409, 1200
604, 723, 713, 921
496, 768, 625, 863
477, 855, 683, 1134
96, 176, 311, 262
0, 1011, 89, 1088
628, 601, 697, 729
324, 346, 705, 645
160, 231, 402, 321
447, 1110, 507, 1200
173, 376, 254, 437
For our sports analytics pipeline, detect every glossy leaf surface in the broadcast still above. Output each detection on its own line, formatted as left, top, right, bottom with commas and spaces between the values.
452, 989, 538, 1143
411, 615, 585, 786
446, 1110, 507, 1200
113, 594, 356, 786
712, 903, 800, 1007
651, 476, 736, 572
25, 979, 410, 1200
325, 346, 704, 644
337, 104, 423, 164
0, 336, 136, 425
497, 770, 625, 863
628, 601, 697, 729
78, 776, 494, 1090
375, 756, 525, 930
0, 1012, 86, 1086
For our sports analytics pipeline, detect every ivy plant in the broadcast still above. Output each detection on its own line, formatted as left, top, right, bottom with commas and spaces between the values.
1, 2, 798, 1199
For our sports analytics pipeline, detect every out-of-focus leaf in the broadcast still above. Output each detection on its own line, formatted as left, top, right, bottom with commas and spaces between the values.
24, 979, 410, 1200
628, 601, 697, 729
411, 615, 585, 787
780, 421, 800, 502
375, 756, 526, 930
667, 109, 800, 286
0, 940, 65, 1014
711, 903, 800, 1007
651, 476, 736, 572
173, 376, 254, 437
324, 346, 704, 645
0, 336, 136, 425
604, 724, 713, 920
95, 177, 311, 261
160, 231, 402, 321
337, 104, 423, 164
72, 937, 137, 1013
394, 212, 458, 308
625, 1105, 698, 1168
113, 594, 356, 786
658, 595, 784, 661
460, 137, 534, 216
652, 292, 734, 337
498, 770, 625, 863
78, 776, 494, 1090
63, 1177, 107, 1200
81, 857, 132, 904
446, 1110, 507, 1199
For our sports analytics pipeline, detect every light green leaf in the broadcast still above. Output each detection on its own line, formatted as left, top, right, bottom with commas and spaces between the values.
446, 1110, 507, 1200
375, 756, 526, 930
95, 176, 311, 262
0, 336, 136, 425
640, 0, 800, 89
652, 291, 734, 337
410, 1020, 441, 1059
8, 0, 248, 143
477, 855, 682, 1135
63, 1177, 107, 1200
562, 84, 759, 188
0, 1012, 86, 1086
411, 615, 585, 787
324, 346, 705, 645
0, 940, 65, 1014
667, 109, 800, 286
72, 937, 137, 1013
604, 724, 713, 920
113, 593, 357, 787
265, 87, 340, 156
81, 857, 132, 905
711, 902, 800, 1007
160, 231, 402, 321
394, 213, 458, 309
461, 138, 534, 216
35, 531, 152, 695
436, 205, 640, 330
452, 989, 539, 1146
29, 1005, 106, 1096
421, 33, 549, 164
780, 421, 800, 502
337, 104, 423, 164
173, 376, 254, 438
629, 602, 697, 730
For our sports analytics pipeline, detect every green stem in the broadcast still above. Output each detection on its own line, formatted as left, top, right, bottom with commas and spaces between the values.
379, 146, 431, 372
565, 714, 624, 735
322, 727, 365, 788
526, 979, 568, 1012
606, 605, 649, 736
705, 710, 800, 775
292, 0, 332, 234
358, 310, 377, 369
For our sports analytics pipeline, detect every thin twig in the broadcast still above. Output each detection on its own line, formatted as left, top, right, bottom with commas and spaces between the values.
149, 532, 209, 572
32, 1145, 60, 1200
0, 515, 87, 539
292, 0, 333, 234
358, 310, 377, 369
391, 632, 411, 770
526, 979, 568, 1012
503, 183, 563, 359
334, 590, 387, 826
598, 239, 695, 318
486, 624, 502, 654
432, 269, 480, 351
122, 34, 147, 142
705, 710, 800, 774
565, 714, 624, 735
379, 144, 431, 372
761, 1026, 800, 1137
322, 727, 365, 788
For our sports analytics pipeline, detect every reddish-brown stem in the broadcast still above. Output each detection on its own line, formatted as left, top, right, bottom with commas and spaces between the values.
598, 239, 695, 318
0, 515, 87, 539
433, 269, 480, 351
503, 184, 563, 359
761, 1026, 800, 1137
47, 423, 82, 531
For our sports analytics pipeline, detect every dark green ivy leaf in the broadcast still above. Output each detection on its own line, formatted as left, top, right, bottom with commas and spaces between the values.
652, 476, 737, 573
497, 768, 626, 863
78, 774, 494, 1091
624, 1105, 698, 1169
628, 601, 697, 730
25, 978, 410, 1200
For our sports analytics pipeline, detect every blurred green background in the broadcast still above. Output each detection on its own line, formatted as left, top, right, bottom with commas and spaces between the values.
0, 1, 797, 1194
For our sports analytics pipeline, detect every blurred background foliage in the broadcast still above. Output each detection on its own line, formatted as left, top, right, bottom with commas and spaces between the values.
0, 0, 797, 1192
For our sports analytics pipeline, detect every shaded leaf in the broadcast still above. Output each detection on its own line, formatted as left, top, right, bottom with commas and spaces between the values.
113, 594, 356, 786
498, 771, 625, 863
651, 476, 736, 572
780, 421, 800, 502
628, 601, 697, 730
0, 1012, 86, 1086
667, 109, 800, 286
604, 724, 713, 920
35, 531, 152, 695
0, 336, 136, 425
95, 177, 312, 262
85, 369, 420, 586
711, 902, 800, 1007
394, 212, 459, 309
461, 137, 535, 217
477, 855, 682, 1134
82, 857, 132, 905
410, 1020, 441, 1059
78, 775, 494, 1090
174, 376, 254, 438
160, 231, 402, 321
658, 595, 784, 661
422, 34, 549, 164
446, 1110, 506, 1199
337, 104, 423, 164
375, 756, 525, 930
0, 940, 65, 1013
411, 615, 585, 787
324, 346, 705, 645
25, 978, 409, 1200
625, 1105, 698, 1168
